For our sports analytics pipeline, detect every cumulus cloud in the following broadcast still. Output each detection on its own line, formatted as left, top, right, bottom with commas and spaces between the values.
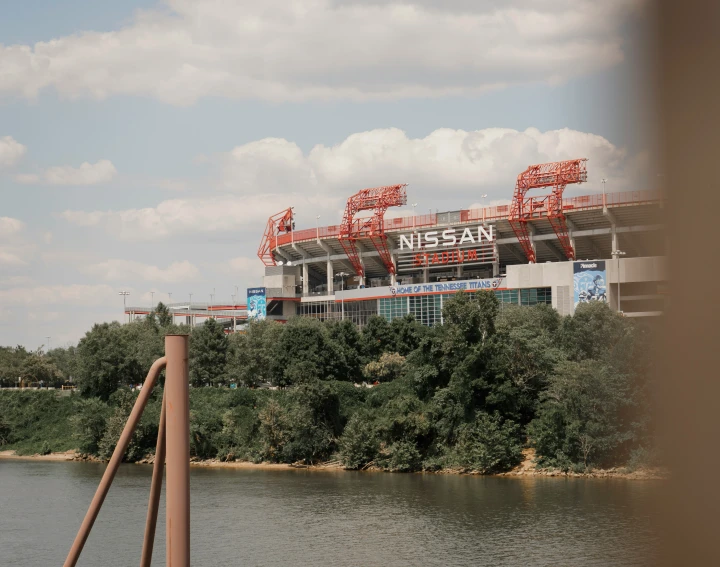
16, 159, 117, 186
60, 126, 650, 239
0, 136, 27, 168
0, 0, 646, 105
0, 250, 27, 266
0, 284, 116, 306
84, 259, 200, 283
0, 216, 24, 236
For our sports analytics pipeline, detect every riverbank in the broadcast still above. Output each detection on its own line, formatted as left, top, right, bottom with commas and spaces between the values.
0, 449, 667, 479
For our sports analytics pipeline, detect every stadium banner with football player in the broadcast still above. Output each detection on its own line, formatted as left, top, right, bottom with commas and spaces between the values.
573, 261, 607, 308
246, 287, 267, 321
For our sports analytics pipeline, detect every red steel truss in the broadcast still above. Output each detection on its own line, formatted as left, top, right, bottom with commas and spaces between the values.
509, 159, 588, 262
339, 184, 408, 278
257, 208, 294, 266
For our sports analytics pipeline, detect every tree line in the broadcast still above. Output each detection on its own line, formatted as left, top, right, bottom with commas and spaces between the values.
0, 294, 659, 473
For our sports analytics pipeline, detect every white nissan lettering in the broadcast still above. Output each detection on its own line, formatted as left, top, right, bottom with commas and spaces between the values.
399, 225, 495, 250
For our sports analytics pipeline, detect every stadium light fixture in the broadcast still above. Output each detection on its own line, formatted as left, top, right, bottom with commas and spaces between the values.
119, 291, 130, 323
316, 215, 321, 239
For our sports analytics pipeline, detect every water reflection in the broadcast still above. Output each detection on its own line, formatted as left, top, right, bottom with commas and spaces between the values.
0, 461, 658, 566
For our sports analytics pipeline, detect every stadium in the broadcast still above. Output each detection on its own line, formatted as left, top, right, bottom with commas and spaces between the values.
124, 158, 667, 330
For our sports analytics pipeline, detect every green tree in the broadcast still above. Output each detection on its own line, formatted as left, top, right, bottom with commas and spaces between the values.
227, 320, 283, 387
75, 322, 145, 400
360, 316, 394, 362
363, 352, 406, 383
69, 398, 111, 455
325, 319, 363, 382
339, 410, 380, 469
20, 353, 64, 387
452, 411, 523, 473
189, 318, 229, 387
560, 302, 629, 361
270, 317, 341, 386
155, 302, 173, 327
0, 346, 30, 387
529, 360, 633, 470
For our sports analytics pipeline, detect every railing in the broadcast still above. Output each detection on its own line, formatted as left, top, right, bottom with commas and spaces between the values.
272, 190, 662, 247
64, 335, 190, 567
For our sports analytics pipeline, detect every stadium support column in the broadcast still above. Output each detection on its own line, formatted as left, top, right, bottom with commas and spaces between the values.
390, 254, 398, 286
603, 207, 619, 256
326, 259, 334, 294
492, 241, 500, 276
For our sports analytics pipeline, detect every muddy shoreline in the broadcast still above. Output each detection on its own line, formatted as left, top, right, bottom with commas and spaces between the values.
0, 449, 667, 480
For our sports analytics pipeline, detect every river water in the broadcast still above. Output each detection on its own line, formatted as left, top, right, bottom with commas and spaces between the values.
0, 460, 659, 566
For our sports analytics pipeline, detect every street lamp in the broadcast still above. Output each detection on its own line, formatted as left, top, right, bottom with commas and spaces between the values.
601, 178, 607, 207
612, 250, 626, 313
316, 215, 321, 240
119, 291, 130, 323
150, 291, 154, 311
46, 337, 51, 352
168, 292, 172, 302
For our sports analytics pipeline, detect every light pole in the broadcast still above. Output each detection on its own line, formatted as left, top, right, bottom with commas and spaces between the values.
119, 291, 130, 323
210, 292, 214, 319
601, 178, 607, 208
150, 291, 154, 311
46, 337, 51, 352
612, 250, 626, 313
168, 292, 172, 302
234, 285, 239, 303
316, 215, 320, 239
411, 203, 417, 228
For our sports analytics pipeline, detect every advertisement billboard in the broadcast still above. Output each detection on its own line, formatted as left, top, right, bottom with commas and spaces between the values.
247, 287, 267, 321
573, 261, 607, 308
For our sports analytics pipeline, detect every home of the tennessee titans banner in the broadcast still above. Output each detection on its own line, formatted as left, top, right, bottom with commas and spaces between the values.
573, 261, 607, 309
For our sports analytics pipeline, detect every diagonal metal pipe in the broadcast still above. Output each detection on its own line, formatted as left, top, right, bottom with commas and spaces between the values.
64, 356, 168, 567
140, 390, 167, 567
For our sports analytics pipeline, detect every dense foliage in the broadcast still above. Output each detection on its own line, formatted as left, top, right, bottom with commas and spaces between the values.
0, 294, 658, 473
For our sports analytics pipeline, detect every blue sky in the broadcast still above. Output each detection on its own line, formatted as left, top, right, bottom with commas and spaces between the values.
0, 0, 653, 348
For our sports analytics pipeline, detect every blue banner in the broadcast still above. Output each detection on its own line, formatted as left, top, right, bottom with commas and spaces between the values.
247, 287, 267, 321
573, 261, 607, 309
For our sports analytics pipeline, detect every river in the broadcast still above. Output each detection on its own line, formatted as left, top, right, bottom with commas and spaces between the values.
0, 460, 659, 566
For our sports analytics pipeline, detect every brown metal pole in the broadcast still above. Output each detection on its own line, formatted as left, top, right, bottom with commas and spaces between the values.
140, 391, 167, 567
164, 335, 190, 567
64, 356, 167, 567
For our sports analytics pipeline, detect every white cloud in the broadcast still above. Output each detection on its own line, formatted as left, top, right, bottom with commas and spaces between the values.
84, 259, 200, 283
16, 159, 117, 186
60, 192, 340, 240
0, 0, 646, 105
0, 284, 116, 306
0, 216, 24, 236
0, 136, 26, 168
0, 250, 27, 267
60, 126, 649, 239
222, 256, 266, 281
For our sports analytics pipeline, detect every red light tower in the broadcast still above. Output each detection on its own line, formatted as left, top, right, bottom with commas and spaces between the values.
338, 184, 408, 279
257, 207, 294, 266
509, 159, 587, 263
